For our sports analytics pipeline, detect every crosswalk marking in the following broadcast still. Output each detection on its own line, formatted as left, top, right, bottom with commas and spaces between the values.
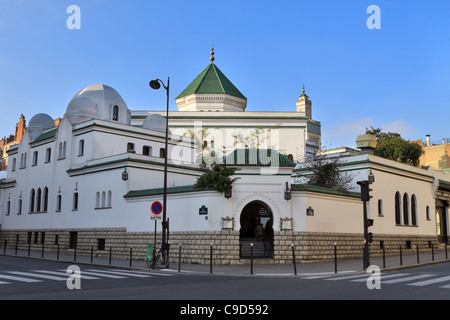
59, 270, 126, 279
325, 274, 370, 281
7, 271, 68, 281
407, 275, 450, 287
85, 269, 152, 278
0, 274, 42, 283
108, 269, 174, 277
382, 274, 435, 284
32, 270, 101, 280
350, 273, 410, 282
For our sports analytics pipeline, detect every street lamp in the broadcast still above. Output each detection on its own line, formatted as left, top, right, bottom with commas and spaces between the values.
149, 77, 170, 265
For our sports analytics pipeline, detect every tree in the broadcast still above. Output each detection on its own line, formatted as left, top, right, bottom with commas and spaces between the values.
294, 151, 354, 191
193, 164, 239, 192
365, 127, 423, 166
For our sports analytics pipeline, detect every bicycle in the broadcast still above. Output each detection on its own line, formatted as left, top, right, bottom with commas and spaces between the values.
146, 242, 170, 269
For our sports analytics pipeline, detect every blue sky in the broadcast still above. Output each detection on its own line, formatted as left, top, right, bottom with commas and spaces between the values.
0, 0, 449, 148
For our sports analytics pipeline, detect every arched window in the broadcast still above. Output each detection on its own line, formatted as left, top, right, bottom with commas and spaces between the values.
56, 195, 62, 211
378, 199, 383, 216
58, 143, 62, 159
107, 191, 112, 207
101, 191, 106, 208
112, 105, 119, 121
411, 194, 417, 226
43, 187, 49, 212
403, 193, 409, 225
36, 188, 42, 212
30, 189, 35, 213
395, 192, 401, 225
95, 192, 100, 209
63, 142, 66, 159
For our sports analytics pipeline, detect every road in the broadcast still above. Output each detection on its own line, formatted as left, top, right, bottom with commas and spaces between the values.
0, 255, 449, 304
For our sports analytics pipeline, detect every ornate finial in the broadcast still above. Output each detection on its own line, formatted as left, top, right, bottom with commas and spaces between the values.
302, 83, 305, 94
210, 45, 215, 62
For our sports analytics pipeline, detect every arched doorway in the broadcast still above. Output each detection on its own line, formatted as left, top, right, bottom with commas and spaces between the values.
239, 201, 274, 258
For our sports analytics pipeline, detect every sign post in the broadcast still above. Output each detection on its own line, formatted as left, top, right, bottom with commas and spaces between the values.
150, 201, 163, 263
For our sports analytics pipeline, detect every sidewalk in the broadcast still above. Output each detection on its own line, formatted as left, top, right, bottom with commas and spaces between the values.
1, 247, 449, 277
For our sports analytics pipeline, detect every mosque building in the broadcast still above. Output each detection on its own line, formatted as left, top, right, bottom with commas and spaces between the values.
0, 50, 448, 264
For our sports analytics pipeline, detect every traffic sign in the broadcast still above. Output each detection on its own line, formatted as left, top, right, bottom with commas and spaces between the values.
151, 201, 163, 215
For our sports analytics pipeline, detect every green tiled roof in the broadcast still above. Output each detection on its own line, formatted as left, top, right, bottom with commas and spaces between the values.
291, 184, 360, 198
176, 63, 246, 100
33, 127, 58, 143
124, 185, 215, 198
223, 149, 296, 167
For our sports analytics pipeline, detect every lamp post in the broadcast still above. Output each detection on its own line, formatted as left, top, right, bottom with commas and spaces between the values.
149, 77, 170, 262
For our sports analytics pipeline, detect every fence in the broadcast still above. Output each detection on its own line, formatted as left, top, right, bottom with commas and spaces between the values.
1, 239, 448, 275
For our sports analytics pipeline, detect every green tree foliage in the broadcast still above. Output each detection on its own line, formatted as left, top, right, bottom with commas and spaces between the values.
194, 164, 239, 192
303, 153, 353, 191
365, 127, 423, 166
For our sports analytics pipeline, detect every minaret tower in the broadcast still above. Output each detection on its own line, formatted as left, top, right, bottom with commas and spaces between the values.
296, 84, 312, 120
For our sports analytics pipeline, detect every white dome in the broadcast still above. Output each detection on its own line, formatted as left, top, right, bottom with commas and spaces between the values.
27, 113, 55, 140
65, 96, 98, 125
142, 114, 170, 133
64, 84, 130, 125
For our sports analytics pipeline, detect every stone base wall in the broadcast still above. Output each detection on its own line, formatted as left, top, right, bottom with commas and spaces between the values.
274, 231, 440, 263
0, 228, 439, 265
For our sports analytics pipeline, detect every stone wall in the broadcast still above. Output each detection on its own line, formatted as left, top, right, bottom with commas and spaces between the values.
274, 231, 439, 263
0, 228, 439, 265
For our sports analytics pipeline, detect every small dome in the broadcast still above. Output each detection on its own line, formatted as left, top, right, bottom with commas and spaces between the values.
64, 84, 130, 125
27, 113, 55, 140
142, 114, 170, 133
65, 96, 98, 125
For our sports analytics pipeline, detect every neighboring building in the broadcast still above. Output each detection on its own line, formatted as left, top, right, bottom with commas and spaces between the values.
411, 135, 450, 171
0, 53, 449, 265
0, 114, 26, 171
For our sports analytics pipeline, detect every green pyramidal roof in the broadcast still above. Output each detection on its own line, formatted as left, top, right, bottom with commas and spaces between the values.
176, 63, 246, 100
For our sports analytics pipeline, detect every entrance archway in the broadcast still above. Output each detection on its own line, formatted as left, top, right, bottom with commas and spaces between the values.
436, 201, 448, 243
239, 201, 274, 258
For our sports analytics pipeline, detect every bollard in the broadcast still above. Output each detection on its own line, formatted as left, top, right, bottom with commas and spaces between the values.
250, 243, 254, 275
432, 243, 434, 261
178, 243, 182, 273
15, 241, 18, 256
399, 245, 402, 266
57, 244, 60, 260
446, 241, 448, 260
41, 242, 44, 258
74, 246, 77, 262
334, 242, 337, 274
91, 246, 94, 263
28, 242, 31, 257
416, 245, 420, 264
3, 240, 6, 254
209, 243, 212, 273
129, 248, 133, 267
109, 247, 112, 265
292, 244, 297, 275
382, 243, 386, 268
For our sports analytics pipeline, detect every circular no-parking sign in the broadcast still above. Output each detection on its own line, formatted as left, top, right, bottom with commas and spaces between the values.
151, 201, 163, 215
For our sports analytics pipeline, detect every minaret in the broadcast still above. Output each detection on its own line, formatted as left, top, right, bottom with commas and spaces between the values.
296, 84, 312, 120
